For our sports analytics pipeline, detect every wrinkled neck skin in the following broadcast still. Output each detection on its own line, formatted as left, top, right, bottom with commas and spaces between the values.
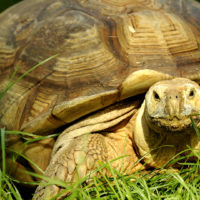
133, 102, 200, 168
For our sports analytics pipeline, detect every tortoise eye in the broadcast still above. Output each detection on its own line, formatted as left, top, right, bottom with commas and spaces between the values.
153, 91, 160, 101
189, 89, 195, 98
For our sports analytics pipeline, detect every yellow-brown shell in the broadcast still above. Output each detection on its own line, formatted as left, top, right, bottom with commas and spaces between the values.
0, 0, 200, 134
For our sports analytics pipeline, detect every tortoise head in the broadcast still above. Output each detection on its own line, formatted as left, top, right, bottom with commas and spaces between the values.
144, 78, 200, 133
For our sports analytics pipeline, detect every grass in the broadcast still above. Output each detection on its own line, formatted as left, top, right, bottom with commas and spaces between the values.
57, 148, 200, 200
0, 57, 200, 199
1, 145, 200, 200
1, 129, 200, 200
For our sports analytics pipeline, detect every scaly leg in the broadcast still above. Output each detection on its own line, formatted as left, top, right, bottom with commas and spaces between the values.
33, 131, 142, 200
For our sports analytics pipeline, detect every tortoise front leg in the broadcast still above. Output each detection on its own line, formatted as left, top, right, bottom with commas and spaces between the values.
33, 133, 108, 199
33, 131, 142, 199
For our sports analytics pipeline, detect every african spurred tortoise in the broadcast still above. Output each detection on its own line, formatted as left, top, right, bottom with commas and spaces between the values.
0, 0, 200, 199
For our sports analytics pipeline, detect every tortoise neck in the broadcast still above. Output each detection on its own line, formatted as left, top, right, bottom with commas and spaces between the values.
133, 102, 164, 157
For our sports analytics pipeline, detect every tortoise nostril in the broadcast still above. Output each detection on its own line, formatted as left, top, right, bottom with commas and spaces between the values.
169, 95, 178, 100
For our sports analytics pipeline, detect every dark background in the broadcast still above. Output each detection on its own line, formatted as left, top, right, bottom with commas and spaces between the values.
0, 0, 200, 13
0, 0, 22, 13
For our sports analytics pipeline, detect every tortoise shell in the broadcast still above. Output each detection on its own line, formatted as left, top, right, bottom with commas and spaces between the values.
0, 0, 200, 135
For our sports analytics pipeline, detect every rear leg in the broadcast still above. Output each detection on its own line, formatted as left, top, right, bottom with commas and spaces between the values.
5, 136, 54, 183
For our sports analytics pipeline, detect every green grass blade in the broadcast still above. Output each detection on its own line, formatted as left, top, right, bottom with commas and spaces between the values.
0, 168, 2, 198
190, 116, 200, 139
7, 148, 44, 174
1, 128, 6, 179
118, 179, 132, 200
0, 65, 21, 102
97, 165, 120, 200
107, 162, 124, 199
9, 64, 20, 81
4, 177, 22, 200
24, 171, 69, 188
23, 134, 58, 144
170, 173, 195, 199
5, 130, 58, 144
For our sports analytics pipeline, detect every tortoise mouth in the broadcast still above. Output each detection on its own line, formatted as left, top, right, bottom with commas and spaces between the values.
146, 115, 200, 133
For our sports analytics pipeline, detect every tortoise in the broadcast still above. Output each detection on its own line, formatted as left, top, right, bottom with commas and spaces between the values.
0, 0, 200, 199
